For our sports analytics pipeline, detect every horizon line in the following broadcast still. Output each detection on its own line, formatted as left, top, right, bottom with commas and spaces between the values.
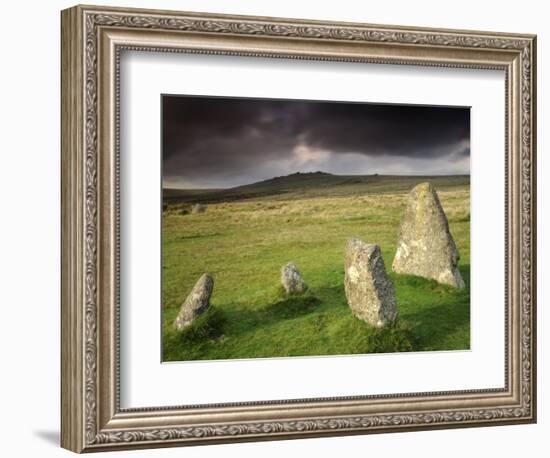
162, 172, 471, 191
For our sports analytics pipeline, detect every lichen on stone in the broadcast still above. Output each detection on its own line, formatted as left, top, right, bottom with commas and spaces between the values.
281, 262, 308, 294
344, 238, 397, 328
392, 182, 465, 288
174, 273, 214, 330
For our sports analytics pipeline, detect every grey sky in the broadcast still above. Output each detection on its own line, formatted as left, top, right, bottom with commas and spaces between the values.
162, 95, 470, 189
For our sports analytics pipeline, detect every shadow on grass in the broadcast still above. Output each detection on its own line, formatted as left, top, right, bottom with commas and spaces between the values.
263, 290, 322, 319
223, 289, 322, 328
162, 306, 227, 361
362, 319, 417, 353
394, 264, 470, 351
163, 265, 471, 360
176, 306, 227, 344
165, 290, 322, 357
210, 286, 416, 356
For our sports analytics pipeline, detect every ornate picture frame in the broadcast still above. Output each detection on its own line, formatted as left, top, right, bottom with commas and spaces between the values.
61, 4, 536, 453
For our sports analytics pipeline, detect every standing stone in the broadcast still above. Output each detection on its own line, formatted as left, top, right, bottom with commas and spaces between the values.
191, 203, 207, 214
174, 273, 214, 330
281, 262, 308, 294
344, 239, 397, 328
392, 182, 465, 288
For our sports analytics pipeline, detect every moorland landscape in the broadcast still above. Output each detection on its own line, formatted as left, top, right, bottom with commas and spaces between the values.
162, 172, 470, 362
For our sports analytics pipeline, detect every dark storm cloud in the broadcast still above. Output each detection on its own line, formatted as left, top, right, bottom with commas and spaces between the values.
162, 95, 470, 188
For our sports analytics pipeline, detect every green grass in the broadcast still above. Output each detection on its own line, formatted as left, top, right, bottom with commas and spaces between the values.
162, 175, 470, 362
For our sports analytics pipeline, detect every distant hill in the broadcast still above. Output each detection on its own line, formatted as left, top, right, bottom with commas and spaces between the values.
163, 172, 469, 204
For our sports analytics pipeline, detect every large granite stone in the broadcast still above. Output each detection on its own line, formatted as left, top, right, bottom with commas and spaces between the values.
344, 238, 397, 328
174, 273, 214, 330
392, 182, 465, 288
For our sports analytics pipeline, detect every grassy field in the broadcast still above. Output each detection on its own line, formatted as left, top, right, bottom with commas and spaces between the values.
162, 173, 470, 362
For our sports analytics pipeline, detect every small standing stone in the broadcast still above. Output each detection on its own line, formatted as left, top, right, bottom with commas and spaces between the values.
344, 238, 397, 328
392, 182, 465, 288
174, 273, 214, 330
281, 262, 308, 294
191, 203, 207, 214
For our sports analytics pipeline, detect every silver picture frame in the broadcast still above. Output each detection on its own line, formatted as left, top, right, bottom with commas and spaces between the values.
61, 4, 536, 452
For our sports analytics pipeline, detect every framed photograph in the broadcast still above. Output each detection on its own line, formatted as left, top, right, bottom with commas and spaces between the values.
61, 4, 537, 453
